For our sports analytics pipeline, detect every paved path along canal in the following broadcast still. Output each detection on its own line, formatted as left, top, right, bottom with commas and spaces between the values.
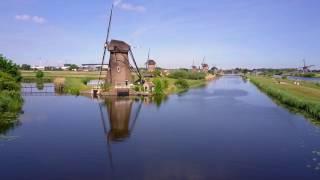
0, 76, 320, 179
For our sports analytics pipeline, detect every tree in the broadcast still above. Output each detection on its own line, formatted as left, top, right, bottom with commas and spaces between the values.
20, 64, 31, 70
36, 70, 44, 79
0, 54, 21, 82
68, 64, 79, 71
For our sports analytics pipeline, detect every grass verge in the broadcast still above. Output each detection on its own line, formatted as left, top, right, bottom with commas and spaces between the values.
249, 76, 320, 120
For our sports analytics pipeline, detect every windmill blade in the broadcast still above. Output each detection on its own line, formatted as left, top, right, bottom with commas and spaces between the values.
202, 56, 206, 64
147, 48, 150, 60
98, 4, 114, 84
129, 48, 143, 83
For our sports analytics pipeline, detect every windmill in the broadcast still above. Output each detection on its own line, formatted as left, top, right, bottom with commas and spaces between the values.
145, 48, 156, 72
191, 59, 197, 72
299, 59, 315, 73
98, 4, 143, 96
201, 56, 209, 73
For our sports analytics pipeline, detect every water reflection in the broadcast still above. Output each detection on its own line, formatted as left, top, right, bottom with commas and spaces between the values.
104, 97, 135, 142
100, 96, 167, 143
0, 113, 21, 136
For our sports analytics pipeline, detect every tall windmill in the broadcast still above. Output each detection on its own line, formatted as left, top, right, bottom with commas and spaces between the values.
299, 59, 315, 73
98, 4, 143, 96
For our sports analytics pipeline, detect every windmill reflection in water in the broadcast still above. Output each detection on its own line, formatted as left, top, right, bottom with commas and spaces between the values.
97, 97, 142, 170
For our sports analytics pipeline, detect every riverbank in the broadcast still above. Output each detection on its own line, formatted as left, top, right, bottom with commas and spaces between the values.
0, 56, 23, 125
249, 76, 320, 120
21, 70, 214, 96
21, 70, 106, 80
157, 77, 207, 94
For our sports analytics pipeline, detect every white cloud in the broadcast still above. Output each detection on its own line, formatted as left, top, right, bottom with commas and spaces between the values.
15, 14, 31, 21
113, 0, 146, 13
32, 16, 46, 24
15, 14, 47, 24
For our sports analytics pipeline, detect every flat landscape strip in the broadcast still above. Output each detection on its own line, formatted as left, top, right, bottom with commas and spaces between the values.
249, 76, 320, 120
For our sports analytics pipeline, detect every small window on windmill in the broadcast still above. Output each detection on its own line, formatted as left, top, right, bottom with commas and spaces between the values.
117, 66, 120, 72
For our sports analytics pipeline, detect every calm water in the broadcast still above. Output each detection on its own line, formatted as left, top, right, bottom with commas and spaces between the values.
1, 76, 320, 180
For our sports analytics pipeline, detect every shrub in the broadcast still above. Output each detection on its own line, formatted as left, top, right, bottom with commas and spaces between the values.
163, 79, 169, 89
174, 79, 189, 89
36, 70, 44, 79
168, 70, 206, 80
0, 72, 21, 91
81, 78, 90, 85
153, 79, 164, 95
134, 85, 140, 92
0, 54, 21, 81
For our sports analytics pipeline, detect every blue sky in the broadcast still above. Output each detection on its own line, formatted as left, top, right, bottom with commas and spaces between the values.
0, 0, 319, 69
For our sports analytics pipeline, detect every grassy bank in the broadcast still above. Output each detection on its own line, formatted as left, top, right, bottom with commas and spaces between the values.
21, 70, 106, 81
63, 78, 92, 95
148, 77, 207, 95
249, 76, 320, 120
21, 71, 100, 95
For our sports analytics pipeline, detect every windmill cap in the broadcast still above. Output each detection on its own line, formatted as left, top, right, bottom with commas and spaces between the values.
146, 59, 156, 65
202, 63, 209, 67
108, 39, 130, 52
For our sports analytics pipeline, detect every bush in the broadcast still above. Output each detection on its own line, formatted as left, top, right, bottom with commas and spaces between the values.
0, 72, 21, 91
174, 79, 189, 89
36, 70, 44, 79
163, 79, 169, 89
0, 54, 21, 81
168, 70, 206, 80
300, 73, 316, 78
81, 78, 90, 85
134, 85, 141, 92
153, 79, 164, 95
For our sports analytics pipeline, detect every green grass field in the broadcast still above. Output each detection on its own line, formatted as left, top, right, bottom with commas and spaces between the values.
21, 70, 106, 79
249, 76, 320, 120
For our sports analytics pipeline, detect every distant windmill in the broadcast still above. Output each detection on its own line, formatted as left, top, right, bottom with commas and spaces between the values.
191, 58, 197, 72
145, 48, 157, 72
201, 56, 209, 73
299, 59, 315, 73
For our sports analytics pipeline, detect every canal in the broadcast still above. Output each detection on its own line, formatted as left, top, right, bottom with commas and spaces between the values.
1, 76, 320, 179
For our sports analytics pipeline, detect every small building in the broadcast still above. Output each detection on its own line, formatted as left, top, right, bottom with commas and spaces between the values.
31, 65, 45, 71
81, 64, 108, 71
143, 82, 155, 93
146, 59, 156, 72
